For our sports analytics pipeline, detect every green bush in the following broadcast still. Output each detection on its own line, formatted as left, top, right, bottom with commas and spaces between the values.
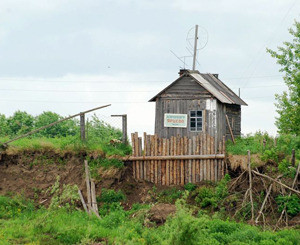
184, 183, 197, 192
195, 186, 217, 208
156, 188, 183, 203
276, 194, 300, 217
99, 188, 126, 204
194, 175, 230, 209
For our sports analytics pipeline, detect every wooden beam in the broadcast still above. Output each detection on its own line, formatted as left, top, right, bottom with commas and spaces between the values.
122, 154, 225, 161
225, 114, 235, 144
252, 170, 300, 195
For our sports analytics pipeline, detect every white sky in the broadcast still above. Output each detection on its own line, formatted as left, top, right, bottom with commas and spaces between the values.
0, 0, 299, 136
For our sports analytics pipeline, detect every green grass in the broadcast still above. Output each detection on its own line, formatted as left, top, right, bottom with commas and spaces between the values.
0, 135, 131, 156
226, 132, 300, 159
0, 195, 299, 245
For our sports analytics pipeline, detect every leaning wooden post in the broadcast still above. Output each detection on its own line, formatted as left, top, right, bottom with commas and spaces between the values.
84, 160, 92, 213
80, 113, 86, 141
78, 189, 88, 213
248, 150, 254, 222
225, 115, 235, 144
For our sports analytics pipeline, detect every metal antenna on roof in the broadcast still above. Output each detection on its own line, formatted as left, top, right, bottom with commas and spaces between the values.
192, 25, 198, 70
186, 25, 208, 71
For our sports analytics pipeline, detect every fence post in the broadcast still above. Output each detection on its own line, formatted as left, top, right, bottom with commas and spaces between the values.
111, 114, 128, 144
291, 149, 295, 166
122, 115, 128, 144
80, 113, 86, 141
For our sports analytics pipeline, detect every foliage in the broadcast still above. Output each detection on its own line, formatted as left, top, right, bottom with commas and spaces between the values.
99, 188, 126, 204
184, 183, 197, 192
44, 176, 79, 210
0, 111, 131, 156
278, 159, 296, 178
0, 195, 34, 219
194, 175, 231, 209
46, 176, 80, 210
1, 195, 300, 244
276, 194, 300, 217
6, 111, 34, 136
267, 21, 300, 135
226, 132, 300, 161
148, 187, 183, 203
35, 111, 78, 137
0, 114, 9, 136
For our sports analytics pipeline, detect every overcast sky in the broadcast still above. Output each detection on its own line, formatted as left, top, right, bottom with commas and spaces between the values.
0, 0, 299, 136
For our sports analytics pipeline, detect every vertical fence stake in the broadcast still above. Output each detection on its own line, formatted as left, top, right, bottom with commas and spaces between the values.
80, 113, 86, 141
111, 114, 128, 144
248, 150, 254, 222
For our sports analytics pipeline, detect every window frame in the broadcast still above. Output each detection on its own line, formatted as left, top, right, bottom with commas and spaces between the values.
189, 110, 203, 132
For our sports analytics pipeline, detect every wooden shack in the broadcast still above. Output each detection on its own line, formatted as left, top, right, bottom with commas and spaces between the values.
149, 69, 247, 143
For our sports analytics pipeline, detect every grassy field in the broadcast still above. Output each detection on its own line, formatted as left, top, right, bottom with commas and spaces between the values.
1, 195, 299, 245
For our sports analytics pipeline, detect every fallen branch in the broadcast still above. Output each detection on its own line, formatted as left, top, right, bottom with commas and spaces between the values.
255, 174, 283, 224
251, 170, 300, 195
229, 170, 246, 190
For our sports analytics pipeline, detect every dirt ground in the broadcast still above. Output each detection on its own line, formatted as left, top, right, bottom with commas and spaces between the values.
0, 149, 167, 208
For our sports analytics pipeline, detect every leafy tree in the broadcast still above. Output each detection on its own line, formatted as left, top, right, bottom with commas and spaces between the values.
0, 114, 8, 137
7, 111, 34, 135
267, 21, 300, 135
34, 111, 78, 137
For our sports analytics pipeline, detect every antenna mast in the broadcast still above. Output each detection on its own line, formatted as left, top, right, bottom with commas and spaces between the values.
192, 24, 198, 70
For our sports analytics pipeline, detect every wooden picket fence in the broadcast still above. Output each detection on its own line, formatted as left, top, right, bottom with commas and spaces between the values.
128, 133, 226, 185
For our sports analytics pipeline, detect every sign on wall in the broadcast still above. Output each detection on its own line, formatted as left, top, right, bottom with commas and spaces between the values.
164, 113, 187, 128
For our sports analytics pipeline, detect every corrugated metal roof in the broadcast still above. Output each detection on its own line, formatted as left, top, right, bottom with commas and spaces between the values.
149, 70, 247, 106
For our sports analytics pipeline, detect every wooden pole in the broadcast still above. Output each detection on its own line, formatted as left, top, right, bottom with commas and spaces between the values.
225, 115, 235, 144
255, 174, 283, 224
78, 189, 88, 214
291, 149, 295, 166
252, 170, 300, 195
248, 150, 254, 222
84, 160, 92, 213
91, 180, 99, 217
80, 113, 86, 141
111, 114, 127, 144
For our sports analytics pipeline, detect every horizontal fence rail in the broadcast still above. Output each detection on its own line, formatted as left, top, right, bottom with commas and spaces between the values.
130, 133, 226, 185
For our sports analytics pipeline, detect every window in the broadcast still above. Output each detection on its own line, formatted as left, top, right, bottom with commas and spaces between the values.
190, 110, 203, 132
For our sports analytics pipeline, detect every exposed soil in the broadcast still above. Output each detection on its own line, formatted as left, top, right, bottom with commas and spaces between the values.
0, 149, 166, 208
148, 203, 176, 224
1, 149, 299, 229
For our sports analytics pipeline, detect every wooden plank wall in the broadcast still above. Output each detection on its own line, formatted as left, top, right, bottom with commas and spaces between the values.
131, 133, 226, 185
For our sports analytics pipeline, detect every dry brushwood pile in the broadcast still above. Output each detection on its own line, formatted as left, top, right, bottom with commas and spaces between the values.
226, 153, 300, 228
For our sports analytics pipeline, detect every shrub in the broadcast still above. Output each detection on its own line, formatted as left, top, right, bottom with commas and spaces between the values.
184, 183, 197, 192
156, 188, 183, 203
99, 188, 126, 204
276, 194, 300, 217
195, 186, 217, 208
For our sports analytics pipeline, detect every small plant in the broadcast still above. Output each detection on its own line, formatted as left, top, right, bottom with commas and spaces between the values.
278, 159, 296, 178
195, 186, 217, 208
184, 183, 197, 192
261, 148, 278, 162
99, 188, 126, 204
46, 176, 80, 210
276, 194, 300, 217
157, 188, 183, 203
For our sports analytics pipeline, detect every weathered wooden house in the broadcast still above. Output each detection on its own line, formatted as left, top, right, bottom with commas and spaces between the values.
149, 69, 247, 142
